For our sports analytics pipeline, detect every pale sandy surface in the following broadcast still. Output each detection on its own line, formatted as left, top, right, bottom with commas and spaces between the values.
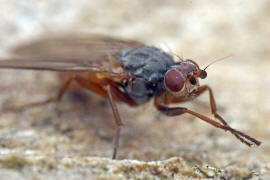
0, 0, 269, 179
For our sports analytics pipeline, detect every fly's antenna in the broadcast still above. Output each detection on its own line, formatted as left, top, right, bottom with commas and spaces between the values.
203, 54, 233, 71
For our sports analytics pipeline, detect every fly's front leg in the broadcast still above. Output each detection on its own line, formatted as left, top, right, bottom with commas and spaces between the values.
155, 94, 261, 146
171, 85, 227, 126
191, 85, 255, 144
194, 85, 228, 126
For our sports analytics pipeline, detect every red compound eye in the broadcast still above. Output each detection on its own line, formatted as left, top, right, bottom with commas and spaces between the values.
164, 69, 185, 92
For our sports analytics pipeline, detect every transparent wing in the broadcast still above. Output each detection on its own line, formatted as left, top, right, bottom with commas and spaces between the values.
0, 33, 144, 75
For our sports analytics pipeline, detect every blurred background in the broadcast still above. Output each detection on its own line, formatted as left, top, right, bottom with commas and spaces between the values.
0, 0, 269, 179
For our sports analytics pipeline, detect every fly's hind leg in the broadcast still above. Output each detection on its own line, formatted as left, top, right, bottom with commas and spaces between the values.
3, 77, 74, 112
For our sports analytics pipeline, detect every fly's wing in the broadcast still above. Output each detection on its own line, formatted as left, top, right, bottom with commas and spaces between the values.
0, 33, 144, 75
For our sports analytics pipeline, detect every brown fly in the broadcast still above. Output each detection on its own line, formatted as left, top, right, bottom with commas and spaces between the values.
0, 33, 261, 159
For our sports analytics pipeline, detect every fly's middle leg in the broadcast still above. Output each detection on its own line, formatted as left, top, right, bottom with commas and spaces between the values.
74, 76, 124, 159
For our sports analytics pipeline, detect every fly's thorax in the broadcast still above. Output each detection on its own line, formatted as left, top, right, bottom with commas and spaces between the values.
119, 46, 175, 82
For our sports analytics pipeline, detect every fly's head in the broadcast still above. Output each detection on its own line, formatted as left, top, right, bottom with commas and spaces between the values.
164, 59, 207, 97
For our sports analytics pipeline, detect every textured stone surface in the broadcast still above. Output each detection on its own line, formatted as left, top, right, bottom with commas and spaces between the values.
0, 0, 269, 179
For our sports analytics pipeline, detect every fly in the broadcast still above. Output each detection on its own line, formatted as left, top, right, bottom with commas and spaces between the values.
0, 33, 261, 159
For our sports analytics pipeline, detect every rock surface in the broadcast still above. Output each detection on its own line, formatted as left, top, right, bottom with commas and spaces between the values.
0, 0, 269, 179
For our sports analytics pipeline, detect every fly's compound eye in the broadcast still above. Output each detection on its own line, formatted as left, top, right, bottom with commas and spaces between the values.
164, 69, 185, 92
189, 76, 197, 85
200, 70, 207, 79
